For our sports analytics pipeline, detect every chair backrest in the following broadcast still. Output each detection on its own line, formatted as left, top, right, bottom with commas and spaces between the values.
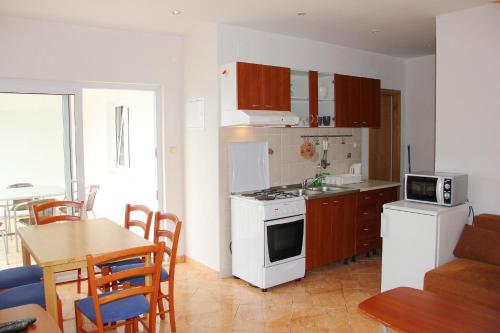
154, 212, 182, 283
33, 200, 84, 225
13, 198, 56, 225
85, 185, 99, 212
125, 204, 153, 240
86, 243, 165, 333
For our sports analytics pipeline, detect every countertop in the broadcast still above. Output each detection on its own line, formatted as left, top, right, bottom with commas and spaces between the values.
274, 180, 401, 200
340, 180, 401, 192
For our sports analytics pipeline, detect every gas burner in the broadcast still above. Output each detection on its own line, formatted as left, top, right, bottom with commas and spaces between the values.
241, 192, 258, 197
255, 195, 276, 201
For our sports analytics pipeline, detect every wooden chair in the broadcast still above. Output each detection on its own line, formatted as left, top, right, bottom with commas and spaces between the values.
33, 200, 84, 225
33, 200, 85, 293
110, 211, 182, 332
74, 243, 165, 333
124, 204, 153, 239
154, 212, 182, 332
98, 204, 153, 291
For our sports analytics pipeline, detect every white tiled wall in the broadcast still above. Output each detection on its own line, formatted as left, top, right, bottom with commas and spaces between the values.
220, 126, 362, 187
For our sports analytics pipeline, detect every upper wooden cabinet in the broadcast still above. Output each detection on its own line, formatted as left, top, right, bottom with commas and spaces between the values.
236, 62, 291, 111
334, 74, 381, 128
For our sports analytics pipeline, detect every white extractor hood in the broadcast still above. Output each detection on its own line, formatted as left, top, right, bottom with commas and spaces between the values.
221, 110, 299, 127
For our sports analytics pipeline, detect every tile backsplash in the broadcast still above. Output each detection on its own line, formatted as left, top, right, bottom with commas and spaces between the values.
220, 126, 361, 187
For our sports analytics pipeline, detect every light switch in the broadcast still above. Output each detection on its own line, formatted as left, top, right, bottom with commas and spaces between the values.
169, 146, 176, 154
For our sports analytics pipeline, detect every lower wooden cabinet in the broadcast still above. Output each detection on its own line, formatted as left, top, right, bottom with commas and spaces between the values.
354, 187, 398, 254
306, 193, 356, 270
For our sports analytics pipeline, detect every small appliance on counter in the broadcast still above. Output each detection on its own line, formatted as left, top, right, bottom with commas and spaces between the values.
229, 141, 306, 291
405, 172, 468, 206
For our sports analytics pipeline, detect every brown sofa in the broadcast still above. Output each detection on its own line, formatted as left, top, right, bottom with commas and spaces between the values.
424, 214, 500, 312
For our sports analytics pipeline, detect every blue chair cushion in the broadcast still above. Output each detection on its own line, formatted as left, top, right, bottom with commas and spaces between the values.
0, 265, 43, 289
97, 258, 143, 270
76, 291, 150, 324
0, 282, 46, 310
110, 263, 168, 286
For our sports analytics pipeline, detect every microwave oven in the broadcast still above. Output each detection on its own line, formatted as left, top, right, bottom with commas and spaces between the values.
405, 172, 468, 206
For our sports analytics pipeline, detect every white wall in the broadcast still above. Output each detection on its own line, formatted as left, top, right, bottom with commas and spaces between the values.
0, 93, 65, 189
183, 25, 220, 271
83, 89, 157, 230
405, 55, 436, 172
0, 17, 185, 253
217, 24, 407, 276
435, 5, 500, 214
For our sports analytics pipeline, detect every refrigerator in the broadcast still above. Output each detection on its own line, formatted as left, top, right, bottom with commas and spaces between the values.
380, 200, 469, 292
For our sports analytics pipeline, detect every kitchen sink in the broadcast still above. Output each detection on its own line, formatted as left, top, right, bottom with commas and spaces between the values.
306, 186, 346, 192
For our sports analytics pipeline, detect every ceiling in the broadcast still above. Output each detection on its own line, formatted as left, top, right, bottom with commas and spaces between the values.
0, 0, 490, 58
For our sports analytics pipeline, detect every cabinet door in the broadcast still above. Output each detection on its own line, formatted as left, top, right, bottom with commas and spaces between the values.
309, 71, 319, 127
360, 77, 381, 127
334, 74, 361, 127
262, 65, 291, 111
305, 199, 319, 270
306, 198, 333, 269
332, 194, 356, 261
237, 62, 262, 110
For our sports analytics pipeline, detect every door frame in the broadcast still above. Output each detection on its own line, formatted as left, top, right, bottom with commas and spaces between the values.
369, 88, 401, 182
0, 78, 165, 211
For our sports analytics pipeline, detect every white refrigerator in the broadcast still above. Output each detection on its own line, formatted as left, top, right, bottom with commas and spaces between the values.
380, 200, 469, 292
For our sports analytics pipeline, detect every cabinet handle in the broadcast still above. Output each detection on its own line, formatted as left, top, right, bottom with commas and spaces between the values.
378, 193, 383, 196
264, 104, 272, 107
363, 228, 369, 231
251, 104, 261, 107
333, 200, 339, 203
362, 121, 367, 124
363, 243, 368, 247
322, 202, 329, 205
364, 196, 370, 200
353, 121, 359, 124
363, 212, 369, 215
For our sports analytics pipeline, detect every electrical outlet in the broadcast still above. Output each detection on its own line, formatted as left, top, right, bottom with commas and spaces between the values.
347, 152, 352, 158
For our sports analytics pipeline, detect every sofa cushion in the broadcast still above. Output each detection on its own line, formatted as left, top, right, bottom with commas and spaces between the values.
475, 214, 500, 233
424, 258, 500, 312
453, 225, 500, 266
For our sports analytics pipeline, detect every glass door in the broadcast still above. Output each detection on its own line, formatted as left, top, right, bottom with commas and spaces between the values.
265, 215, 305, 266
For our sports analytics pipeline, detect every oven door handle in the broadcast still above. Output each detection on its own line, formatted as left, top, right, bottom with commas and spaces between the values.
264, 214, 305, 226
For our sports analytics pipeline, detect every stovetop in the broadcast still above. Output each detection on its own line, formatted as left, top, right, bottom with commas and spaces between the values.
239, 189, 300, 201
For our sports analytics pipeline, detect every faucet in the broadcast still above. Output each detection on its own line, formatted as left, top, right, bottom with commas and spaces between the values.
302, 175, 321, 189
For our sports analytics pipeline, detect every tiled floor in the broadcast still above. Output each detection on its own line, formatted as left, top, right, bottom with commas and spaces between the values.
1, 219, 383, 333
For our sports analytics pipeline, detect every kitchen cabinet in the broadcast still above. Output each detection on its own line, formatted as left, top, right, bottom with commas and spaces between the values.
236, 62, 291, 111
355, 187, 398, 254
334, 74, 381, 128
291, 70, 334, 128
306, 193, 356, 270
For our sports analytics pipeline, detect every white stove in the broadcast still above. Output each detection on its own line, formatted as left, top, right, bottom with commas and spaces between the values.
229, 142, 306, 291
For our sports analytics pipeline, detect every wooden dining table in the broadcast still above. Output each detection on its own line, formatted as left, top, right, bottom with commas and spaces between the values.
17, 218, 153, 323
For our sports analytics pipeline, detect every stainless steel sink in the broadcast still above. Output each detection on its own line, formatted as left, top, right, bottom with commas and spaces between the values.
306, 186, 346, 192
286, 189, 321, 196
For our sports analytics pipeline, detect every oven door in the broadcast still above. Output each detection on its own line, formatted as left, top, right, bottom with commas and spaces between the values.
264, 214, 305, 268
405, 175, 442, 204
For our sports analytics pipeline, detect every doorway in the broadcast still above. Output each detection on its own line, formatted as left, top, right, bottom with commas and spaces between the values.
0, 92, 77, 267
369, 89, 401, 182
82, 88, 158, 232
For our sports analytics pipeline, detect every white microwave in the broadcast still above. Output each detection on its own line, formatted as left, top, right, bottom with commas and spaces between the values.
405, 172, 468, 206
